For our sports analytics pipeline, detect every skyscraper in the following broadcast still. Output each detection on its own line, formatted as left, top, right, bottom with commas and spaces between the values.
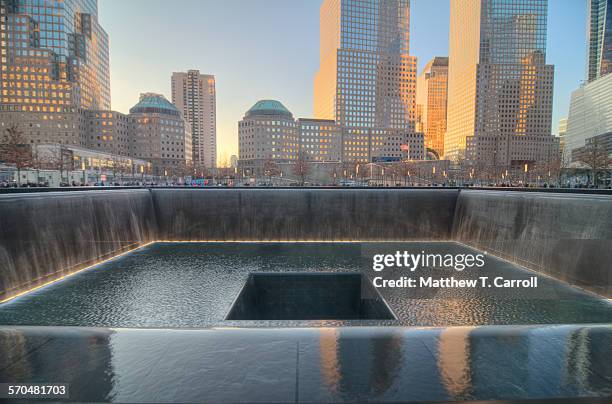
416, 57, 448, 159
565, 73, 612, 161
314, 0, 416, 130
0, 0, 110, 112
171, 70, 217, 168
587, 0, 612, 82
446, 0, 557, 167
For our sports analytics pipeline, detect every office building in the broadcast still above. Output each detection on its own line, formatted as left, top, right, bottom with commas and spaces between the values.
342, 127, 423, 162
238, 100, 299, 172
1, 0, 110, 112
129, 93, 192, 176
571, 131, 612, 165
84, 110, 133, 157
0, 0, 110, 150
171, 70, 217, 168
314, 0, 417, 131
416, 57, 448, 159
587, 0, 612, 82
565, 73, 612, 158
446, 0, 557, 167
298, 118, 342, 162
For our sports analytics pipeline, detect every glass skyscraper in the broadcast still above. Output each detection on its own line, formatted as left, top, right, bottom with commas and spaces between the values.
314, 0, 417, 163
446, 0, 557, 167
0, 0, 110, 112
587, 0, 612, 82
314, 0, 416, 130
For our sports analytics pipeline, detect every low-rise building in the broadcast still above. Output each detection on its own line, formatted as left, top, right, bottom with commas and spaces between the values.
238, 100, 299, 172
297, 118, 341, 162
84, 110, 134, 157
129, 93, 192, 176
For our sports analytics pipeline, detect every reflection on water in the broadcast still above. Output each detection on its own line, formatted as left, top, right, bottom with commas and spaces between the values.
318, 329, 404, 400
0, 325, 611, 402
438, 327, 472, 399
319, 328, 341, 394
0, 328, 116, 401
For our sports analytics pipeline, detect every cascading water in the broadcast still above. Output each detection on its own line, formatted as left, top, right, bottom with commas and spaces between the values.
0, 189, 158, 301
151, 188, 459, 241
452, 190, 612, 297
1, 188, 611, 302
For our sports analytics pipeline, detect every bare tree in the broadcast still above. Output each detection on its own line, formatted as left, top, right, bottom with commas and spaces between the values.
292, 153, 310, 186
355, 162, 369, 186
1, 125, 32, 186
263, 159, 280, 185
340, 160, 356, 183
47, 145, 70, 185
579, 137, 611, 187
398, 160, 417, 186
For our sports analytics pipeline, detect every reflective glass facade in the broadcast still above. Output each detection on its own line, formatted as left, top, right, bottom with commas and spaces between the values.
587, 0, 612, 82
0, 0, 110, 112
566, 73, 612, 159
314, 0, 416, 131
447, 0, 556, 166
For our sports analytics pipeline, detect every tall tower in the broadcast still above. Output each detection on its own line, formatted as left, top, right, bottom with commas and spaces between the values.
171, 70, 217, 168
446, 0, 556, 167
0, 0, 110, 111
587, 0, 612, 82
314, 0, 416, 130
416, 57, 448, 159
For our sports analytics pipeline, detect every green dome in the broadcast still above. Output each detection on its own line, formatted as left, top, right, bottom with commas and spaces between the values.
246, 100, 293, 118
130, 93, 180, 117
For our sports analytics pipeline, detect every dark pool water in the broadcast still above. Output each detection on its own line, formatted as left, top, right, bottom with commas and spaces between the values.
0, 242, 611, 328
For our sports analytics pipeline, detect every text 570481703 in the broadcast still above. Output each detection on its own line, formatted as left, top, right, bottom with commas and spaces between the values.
0, 383, 69, 399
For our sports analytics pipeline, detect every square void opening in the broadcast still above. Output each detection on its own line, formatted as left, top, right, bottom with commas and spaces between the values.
226, 272, 395, 321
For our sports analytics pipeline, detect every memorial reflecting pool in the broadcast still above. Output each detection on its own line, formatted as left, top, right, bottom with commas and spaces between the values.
0, 242, 610, 328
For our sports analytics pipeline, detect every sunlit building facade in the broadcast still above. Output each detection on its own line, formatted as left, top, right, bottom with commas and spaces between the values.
298, 118, 342, 162
129, 93, 192, 176
587, 0, 612, 82
446, 0, 557, 167
0, 0, 110, 112
314, 0, 417, 131
0, 0, 110, 150
416, 57, 448, 159
171, 70, 216, 168
342, 127, 423, 162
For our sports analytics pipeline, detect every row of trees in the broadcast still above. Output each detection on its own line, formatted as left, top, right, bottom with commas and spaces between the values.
0, 125, 148, 186
3, 123, 610, 187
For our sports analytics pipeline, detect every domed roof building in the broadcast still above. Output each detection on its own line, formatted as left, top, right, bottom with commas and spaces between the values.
129, 93, 181, 117
238, 100, 298, 172
129, 93, 192, 176
245, 100, 293, 118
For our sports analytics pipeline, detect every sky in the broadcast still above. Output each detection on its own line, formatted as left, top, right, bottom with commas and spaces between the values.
99, 0, 587, 163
